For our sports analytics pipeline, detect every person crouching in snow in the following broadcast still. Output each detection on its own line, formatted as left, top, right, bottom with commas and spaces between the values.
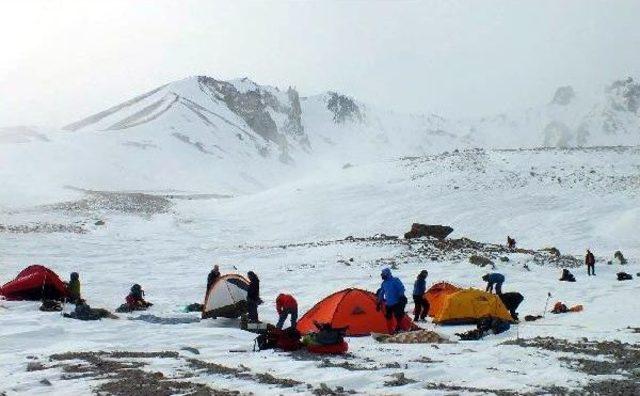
377, 268, 407, 334
126, 284, 152, 310
275, 293, 298, 330
412, 270, 429, 322
65, 272, 82, 304
482, 273, 505, 295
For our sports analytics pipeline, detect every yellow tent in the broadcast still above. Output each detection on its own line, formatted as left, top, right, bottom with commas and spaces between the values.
433, 288, 514, 325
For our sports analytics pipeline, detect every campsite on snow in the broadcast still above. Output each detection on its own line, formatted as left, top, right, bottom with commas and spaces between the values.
1, 74, 639, 395
2, 3, 640, 395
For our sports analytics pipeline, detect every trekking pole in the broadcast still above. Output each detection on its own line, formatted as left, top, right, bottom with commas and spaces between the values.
542, 292, 552, 317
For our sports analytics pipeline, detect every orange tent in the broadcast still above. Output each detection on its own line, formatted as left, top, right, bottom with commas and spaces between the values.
424, 282, 461, 318
297, 288, 418, 336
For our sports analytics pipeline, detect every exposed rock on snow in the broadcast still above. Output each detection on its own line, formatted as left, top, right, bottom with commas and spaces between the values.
374, 330, 452, 344
384, 372, 418, 387
551, 86, 576, 106
245, 234, 584, 269
404, 223, 454, 240
469, 255, 495, 268
614, 250, 628, 265
607, 77, 640, 113
326, 92, 363, 124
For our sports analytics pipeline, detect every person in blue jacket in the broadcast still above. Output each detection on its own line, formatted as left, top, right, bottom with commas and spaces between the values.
377, 268, 407, 333
482, 273, 505, 295
412, 270, 429, 322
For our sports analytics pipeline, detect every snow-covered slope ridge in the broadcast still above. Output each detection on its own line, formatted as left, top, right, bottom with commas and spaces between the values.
63, 76, 310, 163
61, 75, 469, 162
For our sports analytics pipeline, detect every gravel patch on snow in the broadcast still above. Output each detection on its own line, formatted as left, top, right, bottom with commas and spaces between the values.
504, 337, 640, 395
0, 222, 87, 234
44, 190, 173, 216
243, 234, 584, 269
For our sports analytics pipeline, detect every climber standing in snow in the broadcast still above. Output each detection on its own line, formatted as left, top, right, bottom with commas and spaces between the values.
246, 271, 261, 322
412, 270, 429, 322
585, 249, 596, 276
377, 268, 407, 334
507, 236, 516, 250
482, 272, 505, 295
207, 264, 221, 290
275, 293, 298, 329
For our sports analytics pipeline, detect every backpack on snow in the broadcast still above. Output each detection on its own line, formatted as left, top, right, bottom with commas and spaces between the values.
254, 332, 277, 351
253, 327, 301, 351
617, 272, 633, 281
311, 321, 348, 346
39, 299, 63, 312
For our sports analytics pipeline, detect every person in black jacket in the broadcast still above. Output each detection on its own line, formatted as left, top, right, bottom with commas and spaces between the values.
585, 249, 596, 276
246, 271, 261, 322
207, 265, 220, 290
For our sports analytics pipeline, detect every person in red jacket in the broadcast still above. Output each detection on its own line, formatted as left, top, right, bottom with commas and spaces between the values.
275, 293, 298, 330
126, 284, 152, 310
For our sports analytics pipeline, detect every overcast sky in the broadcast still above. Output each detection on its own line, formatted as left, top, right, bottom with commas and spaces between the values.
1, 0, 639, 126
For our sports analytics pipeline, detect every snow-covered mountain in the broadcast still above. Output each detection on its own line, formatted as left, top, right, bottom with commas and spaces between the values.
1, 75, 638, 206
0, 76, 469, 204
463, 77, 640, 148
60, 75, 464, 165
1, 76, 640, 396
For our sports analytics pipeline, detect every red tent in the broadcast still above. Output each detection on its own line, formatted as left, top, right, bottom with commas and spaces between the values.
0, 265, 68, 301
297, 288, 418, 336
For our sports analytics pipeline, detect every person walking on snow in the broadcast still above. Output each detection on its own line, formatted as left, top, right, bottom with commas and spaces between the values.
377, 268, 407, 334
275, 293, 298, 329
207, 264, 221, 290
585, 249, 596, 276
412, 270, 429, 322
246, 271, 261, 322
482, 273, 505, 295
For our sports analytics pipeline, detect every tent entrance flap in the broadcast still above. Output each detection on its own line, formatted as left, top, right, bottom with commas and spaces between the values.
202, 274, 249, 319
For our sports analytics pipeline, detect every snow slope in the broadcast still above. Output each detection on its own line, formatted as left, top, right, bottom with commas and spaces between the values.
1, 145, 639, 395
0, 74, 639, 395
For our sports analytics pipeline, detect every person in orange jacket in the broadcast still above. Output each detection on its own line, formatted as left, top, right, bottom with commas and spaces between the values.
275, 293, 298, 330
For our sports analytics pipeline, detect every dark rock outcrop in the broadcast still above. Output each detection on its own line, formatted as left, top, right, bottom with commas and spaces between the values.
469, 255, 495, 268
327, 92, 363, 123
614, 250, 627, 264
404, 224, 453, 240
607, 77, 640, 113
551, 86, 575, 106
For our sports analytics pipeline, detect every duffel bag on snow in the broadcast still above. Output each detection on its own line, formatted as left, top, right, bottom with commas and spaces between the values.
306, 341, 349, 354
255, 327, 301, 351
